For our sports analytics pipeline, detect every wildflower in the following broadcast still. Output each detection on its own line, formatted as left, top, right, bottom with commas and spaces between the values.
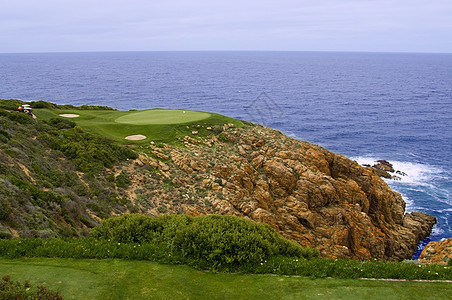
118, 243, 121, 245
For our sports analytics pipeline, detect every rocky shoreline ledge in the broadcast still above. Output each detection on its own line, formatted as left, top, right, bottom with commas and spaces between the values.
359, 159, 452, 264
418, 238, 452, 265
117, 123, 436, 261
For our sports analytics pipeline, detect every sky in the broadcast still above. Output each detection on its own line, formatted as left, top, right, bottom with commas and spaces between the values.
1, 0, 451, 53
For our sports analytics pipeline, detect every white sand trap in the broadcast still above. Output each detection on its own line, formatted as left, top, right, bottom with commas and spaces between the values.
125, 134, 147, 140
59, 114, 80, 118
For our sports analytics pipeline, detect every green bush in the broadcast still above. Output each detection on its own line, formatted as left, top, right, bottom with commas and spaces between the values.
115, 171, 131, 189
0, 232, 12, 239
90, 214, 174, 244
9, 176, 63, 205
0, 129, 10, 140
28, 100, 115, 111
171, 214, 310, 268
0, 99, 25, 110
39, 126, 138, 174
45, 118, 76, 129
0, 275, 62, 300
90, 214, 318, 269
6, 112, 33, 125
30, 100, 59, 109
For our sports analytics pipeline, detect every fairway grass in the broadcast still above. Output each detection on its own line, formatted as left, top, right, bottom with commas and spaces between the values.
1, 258, 451, 300
33, 108, 243, 144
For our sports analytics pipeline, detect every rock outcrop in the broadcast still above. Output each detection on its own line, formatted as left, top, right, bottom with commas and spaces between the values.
418, 238, 452, 265
119, 123, 436, 261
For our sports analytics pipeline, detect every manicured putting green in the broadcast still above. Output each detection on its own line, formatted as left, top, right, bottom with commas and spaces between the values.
115, 109, 210, 125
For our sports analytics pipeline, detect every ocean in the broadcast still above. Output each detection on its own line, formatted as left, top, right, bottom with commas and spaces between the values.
1, 51, 451, 256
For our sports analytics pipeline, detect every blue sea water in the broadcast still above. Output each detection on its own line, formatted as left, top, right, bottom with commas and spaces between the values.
1, 51, 451, 254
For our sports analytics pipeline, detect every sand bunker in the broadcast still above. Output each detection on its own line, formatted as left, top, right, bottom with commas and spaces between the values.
125, 134, 147, 140
59, 114, 80, 118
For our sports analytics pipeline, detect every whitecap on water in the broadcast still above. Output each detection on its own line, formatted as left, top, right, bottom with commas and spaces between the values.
351, 156, 443, 187
431, 224, 445, 236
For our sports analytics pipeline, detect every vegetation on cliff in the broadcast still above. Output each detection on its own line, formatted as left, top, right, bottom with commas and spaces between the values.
0, 100, 137, 238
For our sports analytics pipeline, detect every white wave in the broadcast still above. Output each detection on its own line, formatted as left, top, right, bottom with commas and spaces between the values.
431, 224, 445, 237
399, 193, 415, 208
351, 156, 443, 186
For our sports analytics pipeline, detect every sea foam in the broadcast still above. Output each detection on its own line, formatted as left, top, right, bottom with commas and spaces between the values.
351, 156, 442, 187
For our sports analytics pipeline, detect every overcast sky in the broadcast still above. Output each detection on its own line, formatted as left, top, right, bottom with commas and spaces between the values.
1, 0, 451, 53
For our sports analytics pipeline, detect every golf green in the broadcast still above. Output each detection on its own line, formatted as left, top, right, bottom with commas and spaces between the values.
115, 109, 211, 125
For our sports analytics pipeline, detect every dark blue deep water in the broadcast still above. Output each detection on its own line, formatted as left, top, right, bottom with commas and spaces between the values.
1, 51, 451, 255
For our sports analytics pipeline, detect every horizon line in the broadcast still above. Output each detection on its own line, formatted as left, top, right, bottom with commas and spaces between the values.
1, 49, 452, 55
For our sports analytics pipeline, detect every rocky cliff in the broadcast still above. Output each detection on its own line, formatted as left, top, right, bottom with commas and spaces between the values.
418, 238, 452, 265
118, 123, 435, 261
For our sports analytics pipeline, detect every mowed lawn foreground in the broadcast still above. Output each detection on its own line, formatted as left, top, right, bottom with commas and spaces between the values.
1, 258, 451, 300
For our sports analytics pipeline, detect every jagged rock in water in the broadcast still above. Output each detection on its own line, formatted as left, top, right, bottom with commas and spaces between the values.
418, 237, 452, 265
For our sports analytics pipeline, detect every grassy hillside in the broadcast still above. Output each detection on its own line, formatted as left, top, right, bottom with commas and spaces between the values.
0, 100, 139, 238
1, 258, 451, 300
0, 99, 244, 238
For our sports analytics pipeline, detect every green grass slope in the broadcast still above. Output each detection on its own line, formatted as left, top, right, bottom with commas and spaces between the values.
33, 108, 244, 145
1, 258, 451, 300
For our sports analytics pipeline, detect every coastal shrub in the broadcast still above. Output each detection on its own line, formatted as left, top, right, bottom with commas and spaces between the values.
45, 117, 76, 129
39, 126, 138, 173
171, 214, 312, 269
6, 111, 34, 125
9, 176, 63, 205
30, 100, 59, 109
0, 99, 25, 110
115, 170, 131, 189
0, 275, 62, 300
78, 104, 116, 111
90, 214, 185, 244
27, 100, 115, 111
0, 129, 10, 140
90, 214, 318, 269
212, 125, 223, 134
0, 232, 12, 239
